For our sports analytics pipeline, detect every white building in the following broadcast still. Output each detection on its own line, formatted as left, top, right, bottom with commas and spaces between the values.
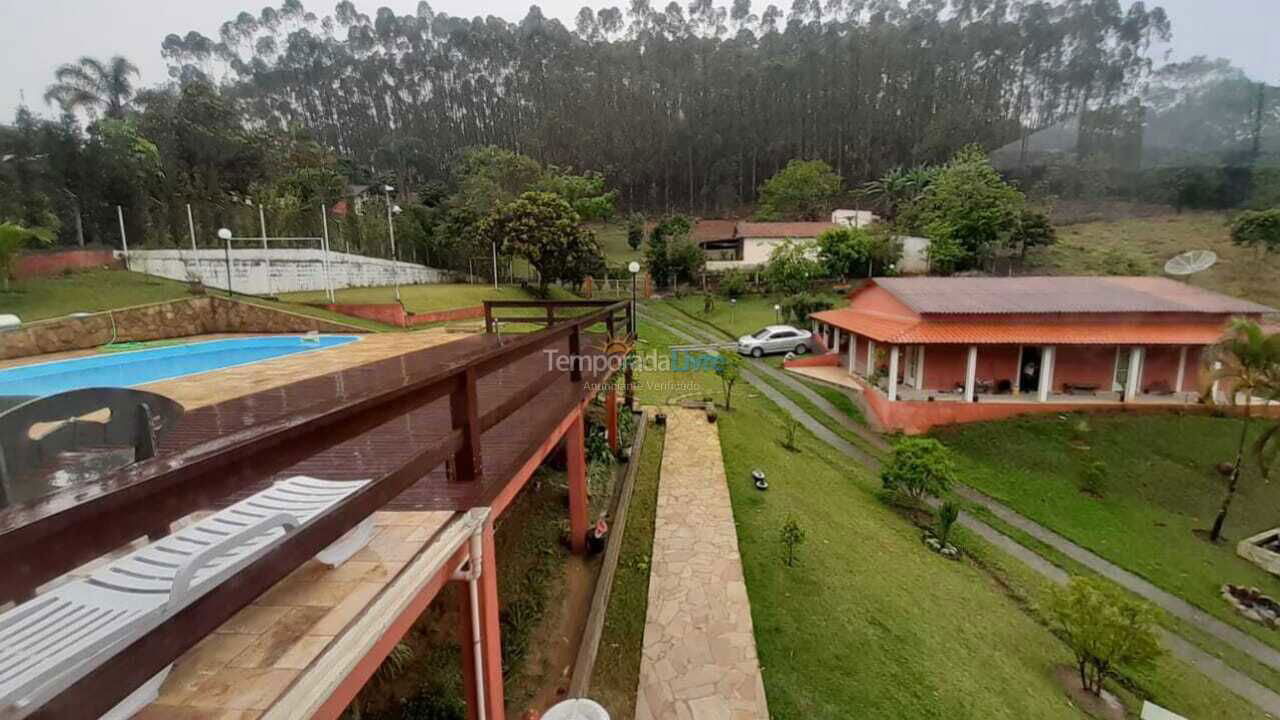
701, 221, 836, 271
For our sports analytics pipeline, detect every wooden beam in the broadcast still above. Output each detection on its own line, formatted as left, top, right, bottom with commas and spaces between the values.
567, 410, 588, 555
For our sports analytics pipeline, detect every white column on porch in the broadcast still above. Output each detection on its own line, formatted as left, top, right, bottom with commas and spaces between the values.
833, 328, 841, 356
964, 345, 978, 403
848, 334, 857, 374
1211, 360, 1223, 403
1175, 346, 1188, 393
867, 339, 876, 379
812, 319, 818, 335
1037, 346, 1056, 402
1124, 347, 1145, 401
914, 346, 926, 390
887, 345, 900, 402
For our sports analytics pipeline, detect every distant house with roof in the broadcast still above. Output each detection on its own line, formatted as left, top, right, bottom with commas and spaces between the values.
792, 276, 1276, 433
700, 221, 836, 271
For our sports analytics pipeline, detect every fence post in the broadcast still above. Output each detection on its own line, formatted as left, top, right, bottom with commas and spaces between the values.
449, 369, 482, 482
569, 326, 582, 382
545, 305, 555, 327
483, 302, 494, 334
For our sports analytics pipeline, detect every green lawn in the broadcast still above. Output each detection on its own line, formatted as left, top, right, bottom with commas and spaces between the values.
936, 412, 1280, 653
1030, 211, 1280, 309
280, 283, 575, 314
2, 269, 190, 321
664, 294, 786, 339
588, 221, 640, 265
590, 422, 665, 720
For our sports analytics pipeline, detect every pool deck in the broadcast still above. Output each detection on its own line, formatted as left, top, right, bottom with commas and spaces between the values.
0, 330, 469, 409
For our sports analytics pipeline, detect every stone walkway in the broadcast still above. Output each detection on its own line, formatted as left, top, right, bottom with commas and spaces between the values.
636, 407, 770, 720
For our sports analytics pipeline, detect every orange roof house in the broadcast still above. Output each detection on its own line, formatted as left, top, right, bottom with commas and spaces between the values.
798, 276, 1275, 433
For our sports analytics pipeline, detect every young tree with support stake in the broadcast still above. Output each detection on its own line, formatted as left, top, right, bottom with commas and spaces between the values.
1205, 319, 1280, 542
715, 352, 743, 411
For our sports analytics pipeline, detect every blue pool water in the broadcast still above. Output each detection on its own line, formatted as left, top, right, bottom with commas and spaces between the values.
0, 335, 359, 397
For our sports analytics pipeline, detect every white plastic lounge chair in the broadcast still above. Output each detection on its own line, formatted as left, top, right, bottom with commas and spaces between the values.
0, 475, 372, 720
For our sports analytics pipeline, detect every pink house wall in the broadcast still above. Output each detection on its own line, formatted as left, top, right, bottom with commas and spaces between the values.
14, 249, 121, 279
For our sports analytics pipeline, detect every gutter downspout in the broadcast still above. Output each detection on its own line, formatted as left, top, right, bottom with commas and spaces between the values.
452, 511, 490, 720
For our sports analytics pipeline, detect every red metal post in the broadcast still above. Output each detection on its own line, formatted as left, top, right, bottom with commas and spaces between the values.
479, 521, 506, 720
606, 385, 619, 454
567, 410, 588, 555
569, 327, 583, 383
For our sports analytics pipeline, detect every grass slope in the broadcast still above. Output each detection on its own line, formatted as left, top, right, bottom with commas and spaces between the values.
1030, 211, 1280, 309
280, 283, 564, 313
590, 424, 666, 720
2, 269, 189, 321
936, 412, 1280, 652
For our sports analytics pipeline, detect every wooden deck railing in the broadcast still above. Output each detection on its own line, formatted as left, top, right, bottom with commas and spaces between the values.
2, 298, 630, 719
484, 299, 636, 408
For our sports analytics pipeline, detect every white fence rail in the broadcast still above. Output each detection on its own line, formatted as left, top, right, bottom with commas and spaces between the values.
120, 248, 450, 296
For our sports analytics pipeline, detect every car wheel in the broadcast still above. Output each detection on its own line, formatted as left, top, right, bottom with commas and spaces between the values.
751, 347, 763, 358
795, 344, 808, 355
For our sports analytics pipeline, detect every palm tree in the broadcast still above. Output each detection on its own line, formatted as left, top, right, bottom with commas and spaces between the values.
1205, 319, 1280, 542
44, 56, 140, 119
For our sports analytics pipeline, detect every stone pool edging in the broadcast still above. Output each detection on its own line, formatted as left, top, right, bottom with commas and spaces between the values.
1, 296, 366, 360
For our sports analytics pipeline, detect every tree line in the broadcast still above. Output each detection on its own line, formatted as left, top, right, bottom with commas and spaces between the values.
158, 0, 1169, 213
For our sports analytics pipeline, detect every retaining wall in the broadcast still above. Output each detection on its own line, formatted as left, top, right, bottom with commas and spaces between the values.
0, 296, 364, 360
121, 248, 450, 296
15, 249, 121, 279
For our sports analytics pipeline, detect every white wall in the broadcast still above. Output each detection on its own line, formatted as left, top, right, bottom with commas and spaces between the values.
897, 235, 930, 274
831, 209, 880, 228
120, 248, 451, 296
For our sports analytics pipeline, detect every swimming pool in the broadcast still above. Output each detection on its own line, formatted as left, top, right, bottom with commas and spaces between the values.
0, 335, 359, 398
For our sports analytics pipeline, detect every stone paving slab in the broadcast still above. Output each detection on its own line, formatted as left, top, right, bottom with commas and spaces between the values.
636, 407, 769, 720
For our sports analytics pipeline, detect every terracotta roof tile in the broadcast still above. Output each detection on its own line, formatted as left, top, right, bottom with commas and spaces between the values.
812, 307, 1230, 345
735, 222, 838, 239
691, 219, 738, 242
873, 276, 1274, 315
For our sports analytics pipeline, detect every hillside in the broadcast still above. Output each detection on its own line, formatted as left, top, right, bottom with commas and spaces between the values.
1027, 211, 1280, 310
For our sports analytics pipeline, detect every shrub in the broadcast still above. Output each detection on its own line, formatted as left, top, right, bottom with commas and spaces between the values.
1080, 461, 1108, 497
1049, 577, 1162, 697
1230, 208, 1280, 255
763, 238, 823, 294
936, 501, 961, 546
703, 293, 715, 314
880, 437, 957, 505
780, 292, 834, 325
780, 517, 807, 567
781, 416, 801, 451
924, 236, 969, 275
1013, 209, 1056, 255
626, 212, 645, 251
719, 268, 749, 298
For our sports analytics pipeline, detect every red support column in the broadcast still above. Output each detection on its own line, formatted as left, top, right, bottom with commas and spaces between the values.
606, 385, 619, 455
479, 522, 506, 720
457, 583, 480, 720
567, 410, 589, 555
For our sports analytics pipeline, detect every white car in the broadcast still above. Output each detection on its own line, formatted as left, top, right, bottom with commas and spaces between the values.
736, 325, 813, 358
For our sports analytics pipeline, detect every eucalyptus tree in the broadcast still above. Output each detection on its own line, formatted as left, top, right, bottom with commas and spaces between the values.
43, 56, 141, 119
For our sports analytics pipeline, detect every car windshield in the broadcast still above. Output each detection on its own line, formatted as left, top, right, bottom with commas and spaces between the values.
752, 329, 772, 339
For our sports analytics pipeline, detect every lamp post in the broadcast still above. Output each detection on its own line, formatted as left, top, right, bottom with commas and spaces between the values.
628, 260, 641, 336
217, 228, 233, 297
383, 185, 402, 302
730, 298, 737, 326
774, 303, 782, 324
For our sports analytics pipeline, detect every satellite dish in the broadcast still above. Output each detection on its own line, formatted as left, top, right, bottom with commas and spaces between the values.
1164, 250, 1218, 277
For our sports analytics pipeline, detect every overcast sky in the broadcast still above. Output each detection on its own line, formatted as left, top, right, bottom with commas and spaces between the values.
1, 0, 1275, 121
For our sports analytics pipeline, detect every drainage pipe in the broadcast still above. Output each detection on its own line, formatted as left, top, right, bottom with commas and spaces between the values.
453, 518, 488, 720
